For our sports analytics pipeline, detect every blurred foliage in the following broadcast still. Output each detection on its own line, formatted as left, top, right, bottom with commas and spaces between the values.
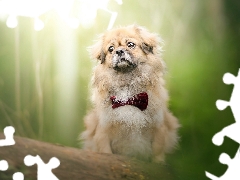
0, 0, 239, 179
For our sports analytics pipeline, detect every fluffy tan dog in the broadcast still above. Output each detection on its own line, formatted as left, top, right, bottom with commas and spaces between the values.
80, 25, 179, 162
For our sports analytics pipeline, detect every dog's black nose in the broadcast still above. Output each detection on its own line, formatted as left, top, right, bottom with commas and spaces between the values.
116, 49, 124, 56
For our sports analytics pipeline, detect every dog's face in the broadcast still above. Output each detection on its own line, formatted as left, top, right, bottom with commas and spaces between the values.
90, 25, 165, 74
111, 42, 137, 72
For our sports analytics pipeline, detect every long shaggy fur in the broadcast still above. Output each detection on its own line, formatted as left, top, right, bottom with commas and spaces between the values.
80, 25, 179, 162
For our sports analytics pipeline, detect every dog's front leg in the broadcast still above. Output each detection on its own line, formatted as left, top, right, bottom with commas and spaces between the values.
152, 125, 166, 163
93, 126, 112, 154
152, 111, 179, 163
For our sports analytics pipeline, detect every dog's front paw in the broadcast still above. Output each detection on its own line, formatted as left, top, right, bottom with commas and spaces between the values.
152, 154, 165, 163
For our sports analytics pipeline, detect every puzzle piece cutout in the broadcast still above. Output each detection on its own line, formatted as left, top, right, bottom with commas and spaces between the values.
24, 155, 60, 180
216, 70, 240, 121
0, 126, 22, 179
212, 70, 240, 146
0, 154, 60, 180
0, 126, 15, 146
0, 160, 8, 171
205, 69, 240, 179
206, 147, 240, 179
12, 172, 24, 180
0, 159, 24, 180
0, 126, 61, 180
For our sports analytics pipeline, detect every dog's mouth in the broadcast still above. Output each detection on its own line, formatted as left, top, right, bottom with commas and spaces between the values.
112, 49, 137, 72
113, 58, 137, 72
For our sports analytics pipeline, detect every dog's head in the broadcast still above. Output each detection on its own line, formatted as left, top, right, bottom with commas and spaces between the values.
90, 25, 165, 73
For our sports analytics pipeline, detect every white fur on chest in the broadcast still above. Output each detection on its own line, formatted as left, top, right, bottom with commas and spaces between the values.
111, 127, 153, 160
98, 89, 164, 159
112, 87, 138, 102
99, 89, 164, 127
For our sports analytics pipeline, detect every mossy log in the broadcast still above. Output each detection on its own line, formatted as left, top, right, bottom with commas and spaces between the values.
0, 133, 176, 180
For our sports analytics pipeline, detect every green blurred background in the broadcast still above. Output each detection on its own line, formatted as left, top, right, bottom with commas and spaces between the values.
0, 0, 239, 179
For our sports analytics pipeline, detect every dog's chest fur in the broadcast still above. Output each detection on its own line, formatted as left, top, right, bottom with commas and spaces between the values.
110, 124, 154, 160
99, 85, 164, 160
94, 66, 166, 159
99, 75, 163, 127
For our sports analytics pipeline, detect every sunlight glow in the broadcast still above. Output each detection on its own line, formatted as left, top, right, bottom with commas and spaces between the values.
0, 0, 52, 17
0, 0, 122, 30
78, 0, 122, 29
34, 18, 44, 31
6, 15, 18, 28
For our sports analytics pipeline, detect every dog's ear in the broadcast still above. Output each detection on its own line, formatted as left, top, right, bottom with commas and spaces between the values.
132, 25, 163, 55
141, 42, 153, 54
89, 36, 106, 64
99, 50, 106, 64
131, 25, 166, 73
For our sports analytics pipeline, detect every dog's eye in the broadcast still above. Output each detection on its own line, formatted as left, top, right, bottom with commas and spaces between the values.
108, 46, 114, 53
127, 42, 136, 49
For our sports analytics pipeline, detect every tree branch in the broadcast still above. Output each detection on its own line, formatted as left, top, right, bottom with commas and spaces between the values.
0, 133, 176, 180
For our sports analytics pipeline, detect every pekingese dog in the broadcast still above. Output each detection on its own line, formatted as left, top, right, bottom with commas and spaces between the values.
80, 25, 179, 163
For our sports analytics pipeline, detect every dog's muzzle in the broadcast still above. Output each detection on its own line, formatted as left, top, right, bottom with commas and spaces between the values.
112, 49, 137, 72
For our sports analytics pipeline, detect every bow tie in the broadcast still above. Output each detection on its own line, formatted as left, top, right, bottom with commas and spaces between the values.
110, 92, 148, 111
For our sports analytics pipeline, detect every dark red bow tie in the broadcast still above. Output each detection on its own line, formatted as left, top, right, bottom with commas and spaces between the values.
110, 92, 148, 111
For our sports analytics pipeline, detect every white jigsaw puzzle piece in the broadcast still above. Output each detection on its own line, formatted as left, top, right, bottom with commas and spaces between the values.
206, 171, 219, 180
12, 172, 24, 180
206, 69, 240, 179
0, 160, 24, 180
212, 70, 240, 145
216, 69, 240, 119
206, 147, 240, 180
0, 160, 8, 171
24, 155, 60, 180
0, 126, 24, 180
212, 123, 240, 146
0, 126, 15, 146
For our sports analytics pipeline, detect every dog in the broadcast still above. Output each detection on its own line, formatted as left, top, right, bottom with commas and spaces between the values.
80, 25, 179, 163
